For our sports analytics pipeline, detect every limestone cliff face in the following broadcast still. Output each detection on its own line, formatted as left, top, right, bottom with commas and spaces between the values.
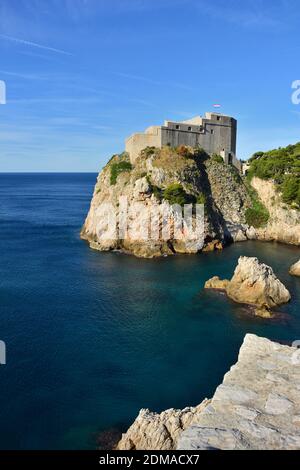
117, 335, 300, 451
81, 148, 251, 258
251, 177, 300, 245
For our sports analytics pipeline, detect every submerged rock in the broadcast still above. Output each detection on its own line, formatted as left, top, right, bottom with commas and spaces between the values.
205, 256, 291, 316
289, 259, 300, 277
202, 240, 223, 252
204, 276, 229, 290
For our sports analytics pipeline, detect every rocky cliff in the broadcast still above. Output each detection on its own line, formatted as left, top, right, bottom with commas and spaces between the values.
117, 335, 300, 450
251, 177, 300, 245
81, 147, 300, 258
81, 147, 252, 258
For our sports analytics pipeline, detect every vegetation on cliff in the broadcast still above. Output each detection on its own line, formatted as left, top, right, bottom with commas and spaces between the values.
244, 182, 269, 228
247, 142, 300, 208
163, 183, 196, 206
109, 152, 132, 185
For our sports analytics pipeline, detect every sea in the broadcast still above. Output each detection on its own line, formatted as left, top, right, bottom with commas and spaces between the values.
0, 173, 299, 449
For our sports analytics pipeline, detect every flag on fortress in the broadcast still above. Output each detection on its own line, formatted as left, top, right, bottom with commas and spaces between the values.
213, 104, 221, 108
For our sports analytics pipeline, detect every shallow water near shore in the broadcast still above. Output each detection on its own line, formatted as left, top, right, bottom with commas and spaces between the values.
0, 173, 300, 449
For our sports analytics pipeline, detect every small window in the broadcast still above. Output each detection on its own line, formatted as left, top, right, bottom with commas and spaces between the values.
217, 116, 220, 121
211, 129, 214, 134
175, 125, 180, 130
188, 126, 192, 131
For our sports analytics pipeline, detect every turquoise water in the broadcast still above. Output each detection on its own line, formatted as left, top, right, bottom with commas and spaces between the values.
0, 173, 299, 449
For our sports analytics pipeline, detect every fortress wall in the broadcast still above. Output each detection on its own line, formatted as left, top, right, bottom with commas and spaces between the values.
126, 128, 161, 163
202, 121, 236, 156
125, 114, 239, 170
161, 128, 202, 148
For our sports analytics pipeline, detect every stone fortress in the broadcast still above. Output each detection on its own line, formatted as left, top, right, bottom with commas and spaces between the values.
125, 112, 242, 172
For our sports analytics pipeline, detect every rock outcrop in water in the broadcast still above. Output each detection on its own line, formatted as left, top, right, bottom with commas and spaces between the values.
117, 335, 300, 450
204, 276, 229, 290
205, 256, 291, 317
226, 256, 291, 308
289, 259, 300, 277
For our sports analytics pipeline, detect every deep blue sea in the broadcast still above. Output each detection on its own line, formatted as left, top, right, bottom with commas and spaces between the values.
0, 173, 300, 449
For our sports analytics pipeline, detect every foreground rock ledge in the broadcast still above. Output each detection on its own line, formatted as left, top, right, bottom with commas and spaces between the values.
178, 334, 300, 450
117, 335, 300, 450
116, 400, 210, 450
205, 256, 291, 316
289, 259, 300, 277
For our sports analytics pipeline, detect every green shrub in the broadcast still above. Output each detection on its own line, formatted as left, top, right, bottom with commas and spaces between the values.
281, 175, 300, 204
110, 161, 132, 185
142, 146, 157, 157
247, 142, 300, 207
211, 153, 224, 164
245, 205, 269, 228
152, 185, 162, 201
163, 183, 196, 206
196, 192, 206, 205
244, 183, 269, 228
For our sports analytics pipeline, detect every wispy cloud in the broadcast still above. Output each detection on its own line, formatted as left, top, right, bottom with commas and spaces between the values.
0, 33, 73, 56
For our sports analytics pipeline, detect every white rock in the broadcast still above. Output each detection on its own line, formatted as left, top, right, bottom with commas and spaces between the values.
289, 259, 300, 277
265, 393, 294, 415
226, 256, 291, 308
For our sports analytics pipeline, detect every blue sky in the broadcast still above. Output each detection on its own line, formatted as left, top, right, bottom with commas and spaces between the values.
0, 0, 300, 172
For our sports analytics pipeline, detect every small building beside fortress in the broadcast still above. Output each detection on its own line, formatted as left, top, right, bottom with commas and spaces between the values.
125, 112, 241, 172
